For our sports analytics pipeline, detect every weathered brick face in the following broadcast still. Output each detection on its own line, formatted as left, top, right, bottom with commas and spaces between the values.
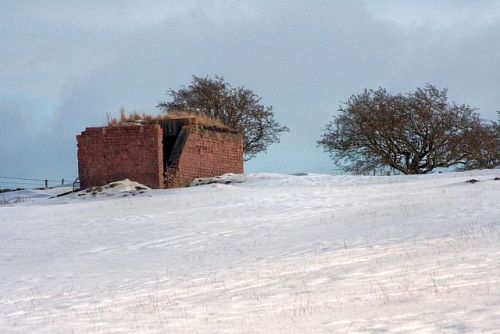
168, 130, 244, 187
77, 123, 244, 189
77, 125, 164, 189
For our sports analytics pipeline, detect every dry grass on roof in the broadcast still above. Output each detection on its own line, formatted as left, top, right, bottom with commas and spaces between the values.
108, 110, 236, 132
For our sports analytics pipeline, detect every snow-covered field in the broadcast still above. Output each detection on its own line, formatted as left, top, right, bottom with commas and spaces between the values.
1, 170, 499, 333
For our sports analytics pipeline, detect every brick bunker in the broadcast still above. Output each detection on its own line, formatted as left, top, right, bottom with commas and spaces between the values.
76, 116, 244, 189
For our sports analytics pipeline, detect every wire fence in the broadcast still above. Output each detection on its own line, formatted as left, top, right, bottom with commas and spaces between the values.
0, 176, 74, 191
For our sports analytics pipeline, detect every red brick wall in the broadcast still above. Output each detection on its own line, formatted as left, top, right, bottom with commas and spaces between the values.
77, 125, 164, 189
168, 129, 244, 187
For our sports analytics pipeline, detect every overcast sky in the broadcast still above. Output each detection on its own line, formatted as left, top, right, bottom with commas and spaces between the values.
1, 0, 499, 180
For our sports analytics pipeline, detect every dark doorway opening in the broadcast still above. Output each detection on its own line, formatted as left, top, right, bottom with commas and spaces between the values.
160, 119, 192, 169
163, 134, 178, 167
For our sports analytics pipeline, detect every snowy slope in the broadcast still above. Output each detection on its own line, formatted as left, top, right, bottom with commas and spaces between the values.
0, 170, 499, 333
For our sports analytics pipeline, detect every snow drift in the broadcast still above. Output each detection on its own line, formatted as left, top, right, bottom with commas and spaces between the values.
0, 170, 499, 333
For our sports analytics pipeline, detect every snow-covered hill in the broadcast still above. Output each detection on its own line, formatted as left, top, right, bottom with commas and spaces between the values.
1, 170, 499, 333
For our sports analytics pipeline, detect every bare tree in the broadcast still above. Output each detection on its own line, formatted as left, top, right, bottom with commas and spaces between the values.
460, 121, 499, 170
157, 75, 289, 160
318, 85, 499, 174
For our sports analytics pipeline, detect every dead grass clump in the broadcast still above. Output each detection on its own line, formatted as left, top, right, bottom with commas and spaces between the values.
164, 111, 231, 130
107, 109, 235, 132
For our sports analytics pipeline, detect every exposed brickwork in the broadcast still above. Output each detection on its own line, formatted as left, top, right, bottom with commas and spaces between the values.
77, 125, 164, 189
167, 129, 244, 187
77, 122, 244, 189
